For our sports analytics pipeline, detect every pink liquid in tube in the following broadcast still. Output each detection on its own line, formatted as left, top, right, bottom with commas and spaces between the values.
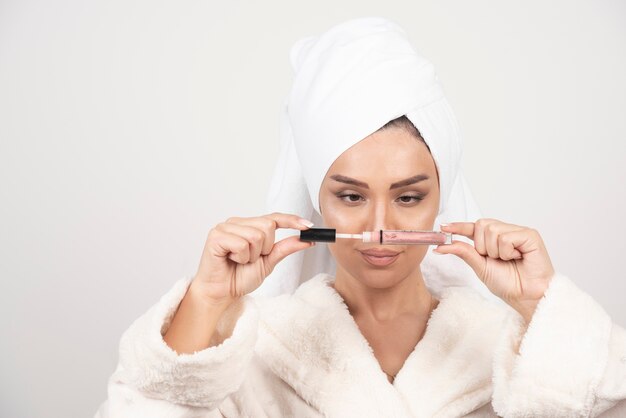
361, 230, 452, 245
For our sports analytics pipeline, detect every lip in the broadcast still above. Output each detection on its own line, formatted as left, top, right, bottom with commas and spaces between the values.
359, 249, 400, 257
359, 249, 401, 266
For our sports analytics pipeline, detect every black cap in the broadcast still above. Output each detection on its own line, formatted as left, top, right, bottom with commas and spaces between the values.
299, 228, 336, 242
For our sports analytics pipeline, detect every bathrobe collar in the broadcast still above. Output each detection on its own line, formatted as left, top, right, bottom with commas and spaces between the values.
255, 272, 514, 418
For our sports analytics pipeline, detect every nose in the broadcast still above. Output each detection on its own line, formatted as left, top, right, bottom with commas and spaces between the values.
367, 199, 396, 232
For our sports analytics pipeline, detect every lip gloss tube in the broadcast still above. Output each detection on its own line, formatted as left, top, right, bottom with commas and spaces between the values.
299, 228, 452, 245
363, 230, 452, 245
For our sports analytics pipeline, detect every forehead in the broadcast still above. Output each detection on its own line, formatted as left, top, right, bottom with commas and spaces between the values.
325, 128, 435, 180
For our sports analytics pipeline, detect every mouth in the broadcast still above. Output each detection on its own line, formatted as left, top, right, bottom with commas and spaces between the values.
358, 249, 401, 267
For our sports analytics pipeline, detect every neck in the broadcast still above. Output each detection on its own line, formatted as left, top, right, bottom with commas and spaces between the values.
330, 266, 436, 323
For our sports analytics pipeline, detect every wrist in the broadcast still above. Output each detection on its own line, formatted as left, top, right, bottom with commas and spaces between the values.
510, 299, 541, 325
188, 280, 238, 312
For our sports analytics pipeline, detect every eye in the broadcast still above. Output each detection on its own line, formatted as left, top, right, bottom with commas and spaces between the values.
397, 194, 425, 204
337, 193, 364, 204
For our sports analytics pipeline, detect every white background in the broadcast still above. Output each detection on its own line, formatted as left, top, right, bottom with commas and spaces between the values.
1, 1, 624, 417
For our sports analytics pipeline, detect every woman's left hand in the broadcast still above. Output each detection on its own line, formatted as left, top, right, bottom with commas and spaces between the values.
433, 218, 556, 324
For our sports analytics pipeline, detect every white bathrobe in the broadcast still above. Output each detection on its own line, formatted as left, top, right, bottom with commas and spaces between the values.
95, 272, 626, 417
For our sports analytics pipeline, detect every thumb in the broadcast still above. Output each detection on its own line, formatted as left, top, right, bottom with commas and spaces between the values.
265, 235, 315, 273
434, 240, 486, 279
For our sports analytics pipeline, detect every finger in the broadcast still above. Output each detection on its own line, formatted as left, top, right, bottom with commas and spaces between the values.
225, 217, 276, 256
476, 218, 508, 257
215, 222, 265, 262
473, 220, 487, 256
442, 219, 500, 257
262, 212, 315, 231
211, 229, 251, 264
484, 220, 520, 258
433, 239, 487, 283
226, 213, 314, 256
479, 220, 526, 259
498, 229, 538, 259
262, 212, 314, 255
484, 221, 505, 259
441, 222, 475, 240
265, 235, 315, 274
498, 230, 524, 260
490, 224, 526, 260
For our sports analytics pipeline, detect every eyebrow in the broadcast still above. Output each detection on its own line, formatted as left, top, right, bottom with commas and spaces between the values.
329, 174, 430, 190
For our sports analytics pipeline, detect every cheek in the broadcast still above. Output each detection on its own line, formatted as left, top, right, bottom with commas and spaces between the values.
398, 193, 439, 226
326, 241, 354, 267
399, 203, 438, 226
320, 194, 358, 227
325, 211, 359, 230
405, 242, 429, 261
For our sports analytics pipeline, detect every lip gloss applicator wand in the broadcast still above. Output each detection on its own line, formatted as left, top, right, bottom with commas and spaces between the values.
299, 228, 453, 245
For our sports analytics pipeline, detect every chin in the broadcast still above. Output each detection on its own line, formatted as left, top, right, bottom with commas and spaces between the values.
351, 266, 409, 289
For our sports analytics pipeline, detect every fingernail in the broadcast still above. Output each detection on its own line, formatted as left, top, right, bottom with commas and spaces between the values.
299, 219, 315, 228
432, 248, 444, 255
440, 223, 449, 228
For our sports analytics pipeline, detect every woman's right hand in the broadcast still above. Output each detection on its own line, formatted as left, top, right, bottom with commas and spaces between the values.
191, 212, 316, 307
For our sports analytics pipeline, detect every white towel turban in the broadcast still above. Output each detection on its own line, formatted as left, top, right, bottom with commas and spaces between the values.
250, 17, 497, 302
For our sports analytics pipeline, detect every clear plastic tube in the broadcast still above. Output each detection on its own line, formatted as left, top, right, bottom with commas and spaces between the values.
300, 228, 452, 244
338, 229, 452, 245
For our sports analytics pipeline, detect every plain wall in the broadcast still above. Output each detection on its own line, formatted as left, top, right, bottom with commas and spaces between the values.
1, 1, 624, 417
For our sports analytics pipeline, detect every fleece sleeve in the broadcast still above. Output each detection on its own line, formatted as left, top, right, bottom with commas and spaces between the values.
491, 272, 626, 417
93, 277, 260, 418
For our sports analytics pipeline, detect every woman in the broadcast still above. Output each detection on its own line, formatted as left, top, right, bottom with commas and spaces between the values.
95, 17, 626, 417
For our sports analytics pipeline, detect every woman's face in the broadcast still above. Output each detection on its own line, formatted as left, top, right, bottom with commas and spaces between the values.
318, 126, 440, 289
